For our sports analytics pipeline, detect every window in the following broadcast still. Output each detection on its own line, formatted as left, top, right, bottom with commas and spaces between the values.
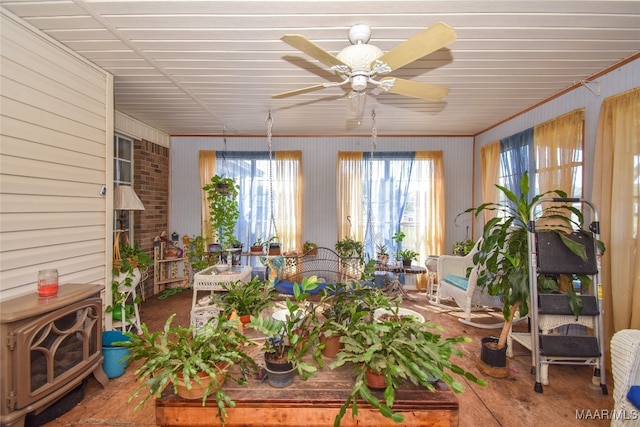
202, 151, 302, 253
114, 134, 134, 239
338, 151, 445, 263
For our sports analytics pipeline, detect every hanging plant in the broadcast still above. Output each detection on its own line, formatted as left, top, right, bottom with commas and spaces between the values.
203, 174, 240, 249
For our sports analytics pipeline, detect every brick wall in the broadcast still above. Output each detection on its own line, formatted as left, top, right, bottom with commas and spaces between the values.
133, 139, 169, 297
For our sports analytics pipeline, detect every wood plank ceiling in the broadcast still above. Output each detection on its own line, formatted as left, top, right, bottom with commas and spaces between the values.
2, 1, 638, 136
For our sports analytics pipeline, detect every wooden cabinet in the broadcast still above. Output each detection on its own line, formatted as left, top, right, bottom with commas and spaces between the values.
153, 235, 189, 295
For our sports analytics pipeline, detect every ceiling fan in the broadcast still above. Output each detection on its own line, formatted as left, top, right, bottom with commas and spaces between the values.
272, 22, 457, 102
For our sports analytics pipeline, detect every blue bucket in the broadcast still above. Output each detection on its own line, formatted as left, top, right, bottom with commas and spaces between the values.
102, 331, 130, 379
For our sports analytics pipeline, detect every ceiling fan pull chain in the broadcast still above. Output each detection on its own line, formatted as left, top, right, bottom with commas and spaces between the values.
366, 110, 377, 253
266, 112, 278, 240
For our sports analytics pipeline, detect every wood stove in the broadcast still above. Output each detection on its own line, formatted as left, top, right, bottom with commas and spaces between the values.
0, 284, 108, 427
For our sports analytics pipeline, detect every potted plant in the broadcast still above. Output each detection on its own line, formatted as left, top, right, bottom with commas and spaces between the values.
109, 238, 153, 321
397, 248, 419, 267
267, 236, 281, 255
248, 276, 323, 387
212, 276, 276, 326
302, 240, 318, 255
330, 302, 486, 425
452, 238, 475, 256
391, 230, 406, 264
120, 314, 257, 425
375, 242, 389, 265
202, 174, 240, 249
250, 237, 266, 254
315, 282, 371, 358
463, 171, 601, 376
185, 235, 213, 274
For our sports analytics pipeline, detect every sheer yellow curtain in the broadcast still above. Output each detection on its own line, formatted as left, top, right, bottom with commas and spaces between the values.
480, 141, 501, 223
414, 151, 445, 260
337, 152, 364, 241
274, 151, 302, 253
534, 109, 584, 195
198, 151, 216, 240
593, 87, 640, 344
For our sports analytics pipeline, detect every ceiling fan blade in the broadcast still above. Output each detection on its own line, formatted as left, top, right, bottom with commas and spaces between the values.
374, 22, 456, 72
272, 84, 327, 99
381, 78, 449, 101
281, 34, 348, 68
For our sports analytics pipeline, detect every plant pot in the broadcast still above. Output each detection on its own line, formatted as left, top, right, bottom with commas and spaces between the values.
101, 331, 130, 379
114, 268, 142, 290
238, 314, 251, 330
112, 304, 134, 323
268, 244, 281, 256
215, 182, 230, 195
175, 369, 227, 400
320, 333, 344, 358
365, 369, 387, 390
263, 365, 296, 388
477, 336, 509, 378
250, 246, 264, 254
264, 351, 293, 372
230, 247, 242, 265
402, 259, 412, 267
377, 253, 389, 265
208, 243, 222, 253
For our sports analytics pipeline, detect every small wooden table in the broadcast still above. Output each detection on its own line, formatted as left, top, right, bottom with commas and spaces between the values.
155, 363, 459, 427
376, 264, 427, 301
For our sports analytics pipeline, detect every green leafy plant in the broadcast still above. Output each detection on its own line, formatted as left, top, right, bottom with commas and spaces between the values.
302, 240, 318, 254
397, 248, 419, 262
375, 242, 388, 255
452, 239, 475, 256
185, 235, 212, 273
316, 282, 371, 339
330, 304, 486, 426
391, 230, 407, 260
248, 276, 323, 380
109, 240, 153, 314
203, 174, 240, 249
213, 276, 275, 317
121, 314, 257, 425
335, 236, 364, 266
463, 171, 604, 349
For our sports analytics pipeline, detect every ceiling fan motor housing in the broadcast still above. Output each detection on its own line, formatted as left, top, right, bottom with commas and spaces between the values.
337, 43, 383, 71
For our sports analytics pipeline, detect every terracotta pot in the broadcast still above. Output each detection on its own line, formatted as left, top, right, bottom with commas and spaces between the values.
175, 368, 226, 400
320, 333, 344, 358
250, 246, 264, 254
365, 369, 387, 390
268, 244, 281, 256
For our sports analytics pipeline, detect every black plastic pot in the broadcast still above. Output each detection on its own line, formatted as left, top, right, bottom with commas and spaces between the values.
480, 336, 507, 367
264, 365, 295, 388
264, 354, 293, 372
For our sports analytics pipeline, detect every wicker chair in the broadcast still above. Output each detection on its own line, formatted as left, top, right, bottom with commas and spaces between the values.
610, 329, 640, 426
431, 240, 503, 329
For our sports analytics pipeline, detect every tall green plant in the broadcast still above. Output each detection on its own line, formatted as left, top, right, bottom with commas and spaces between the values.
203, 174, 239, 249
463, 172, 595, 349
